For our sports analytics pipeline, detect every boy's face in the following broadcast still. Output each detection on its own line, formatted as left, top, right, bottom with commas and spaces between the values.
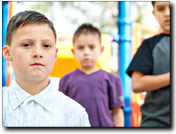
72, 33, 104, 70
153, 1, 170, 34
3, 23, 58, 83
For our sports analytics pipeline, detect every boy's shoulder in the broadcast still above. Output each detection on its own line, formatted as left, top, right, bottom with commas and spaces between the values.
61, 69, 79, 79
57, 91, 82, 107
99, 70, 121, 81
56, 91, 90, 126
2, 86, 10, 108
61, 69, 120, 82
49, 78, 82, 108
55, 90, 87, 116
143, 33, 169, 45
3, 86, 9, 94
2, 82, 15, 98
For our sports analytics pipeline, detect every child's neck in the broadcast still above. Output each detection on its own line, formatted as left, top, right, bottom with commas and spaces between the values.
163, 30, 170, 35
15, 78, 50, 95
79, 66, 100, 75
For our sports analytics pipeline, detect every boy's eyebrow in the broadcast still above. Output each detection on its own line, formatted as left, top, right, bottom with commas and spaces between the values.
18, 38, 33, 42
42, 39, 55, 43
17, 38, 56, 45
156, 5, 165, 8
76, 44, 84, 46
155, 2, 170, 7
19, 38, 55, 42
88, 44, 96, 46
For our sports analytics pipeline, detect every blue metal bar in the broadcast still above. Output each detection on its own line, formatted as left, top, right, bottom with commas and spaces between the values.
117, 1, 132, 127
2, 1, 9, 87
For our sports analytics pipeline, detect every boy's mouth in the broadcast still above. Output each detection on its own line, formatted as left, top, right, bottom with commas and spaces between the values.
164, 19, 170, 24
83, 58, 91, 61
31, 63, 44, 66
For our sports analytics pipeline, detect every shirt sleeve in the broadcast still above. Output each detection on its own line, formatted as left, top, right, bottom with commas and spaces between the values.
126, 39, 153, 77
108, 75, 125, 109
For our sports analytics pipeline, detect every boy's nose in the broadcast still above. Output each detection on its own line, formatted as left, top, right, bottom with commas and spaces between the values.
84, 48, 90, 55
32, 46, 43, 58
165, 7, 170, 16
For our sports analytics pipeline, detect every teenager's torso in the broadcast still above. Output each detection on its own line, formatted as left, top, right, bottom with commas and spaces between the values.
127, 33, 170, 127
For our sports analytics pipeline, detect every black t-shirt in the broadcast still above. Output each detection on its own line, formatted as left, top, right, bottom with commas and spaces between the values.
126, 33, 170, 127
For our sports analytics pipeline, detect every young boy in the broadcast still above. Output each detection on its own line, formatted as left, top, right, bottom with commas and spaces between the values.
126, 2, 170, 127
59, 23, 124, 127
2, 10, 90, 127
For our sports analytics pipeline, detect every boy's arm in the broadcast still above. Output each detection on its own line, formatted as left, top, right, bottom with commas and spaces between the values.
112, 107, 124, 127
132, 71, 170, 93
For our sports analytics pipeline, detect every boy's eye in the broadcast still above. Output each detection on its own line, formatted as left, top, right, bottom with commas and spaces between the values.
23, 43, 30, 47
157, 6, 164, 11
78, 46, 84, 50
44, 44, 51, 48
89, 45, 95, 49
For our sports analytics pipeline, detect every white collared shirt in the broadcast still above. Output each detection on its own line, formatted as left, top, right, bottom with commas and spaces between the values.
2, 78, 90, 127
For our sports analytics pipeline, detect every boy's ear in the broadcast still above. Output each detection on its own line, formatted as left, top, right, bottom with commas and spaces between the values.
152, 10, 155, 16
3, 45, 12, 61
71, 48, 75, 55
152, 10, 156, 19
100, 46, 104, 54
54, 48, 58, 61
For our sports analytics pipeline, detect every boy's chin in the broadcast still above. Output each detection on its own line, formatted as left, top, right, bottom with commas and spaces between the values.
81, 64, 93, 68
81, 64, 98, 70
28, 76, 49, 83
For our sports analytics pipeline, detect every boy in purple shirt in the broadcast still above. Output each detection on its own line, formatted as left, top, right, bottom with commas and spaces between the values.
59, 23, 124, 127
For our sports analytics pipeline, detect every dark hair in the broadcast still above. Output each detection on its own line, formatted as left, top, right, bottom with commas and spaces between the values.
151, 1, 155, 7
6, 10, 57, 46
73, 23, 101, 44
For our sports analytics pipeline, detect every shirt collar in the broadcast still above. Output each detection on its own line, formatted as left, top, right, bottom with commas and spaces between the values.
33, 79, 56, 112
9, 80, 31, 111
9, 78, 57, 112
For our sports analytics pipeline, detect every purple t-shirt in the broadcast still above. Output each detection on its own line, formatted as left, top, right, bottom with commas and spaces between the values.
59, 69, 124, 127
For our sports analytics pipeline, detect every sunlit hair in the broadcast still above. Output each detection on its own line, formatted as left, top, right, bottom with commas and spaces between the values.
73, 23, 101, 44
6, 10, 57, 46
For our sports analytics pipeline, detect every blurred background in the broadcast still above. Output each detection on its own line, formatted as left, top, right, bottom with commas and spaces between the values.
2, 1, 162, 127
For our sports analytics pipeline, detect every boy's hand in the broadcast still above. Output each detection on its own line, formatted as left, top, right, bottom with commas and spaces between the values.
112, 107, 124, 127
132, 71, 170, 93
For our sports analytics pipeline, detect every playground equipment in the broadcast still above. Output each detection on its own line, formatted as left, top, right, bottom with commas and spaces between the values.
117, 1, 132, 127
2, 1, 15, 87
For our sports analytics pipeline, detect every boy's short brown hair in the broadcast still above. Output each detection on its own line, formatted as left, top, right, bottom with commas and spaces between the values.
6, 10, 57, 46
73, 23, 101, 44
151, 1, 155, 6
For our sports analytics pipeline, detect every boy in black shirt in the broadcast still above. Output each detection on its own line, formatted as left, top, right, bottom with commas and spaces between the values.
126, 1, 170, 127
